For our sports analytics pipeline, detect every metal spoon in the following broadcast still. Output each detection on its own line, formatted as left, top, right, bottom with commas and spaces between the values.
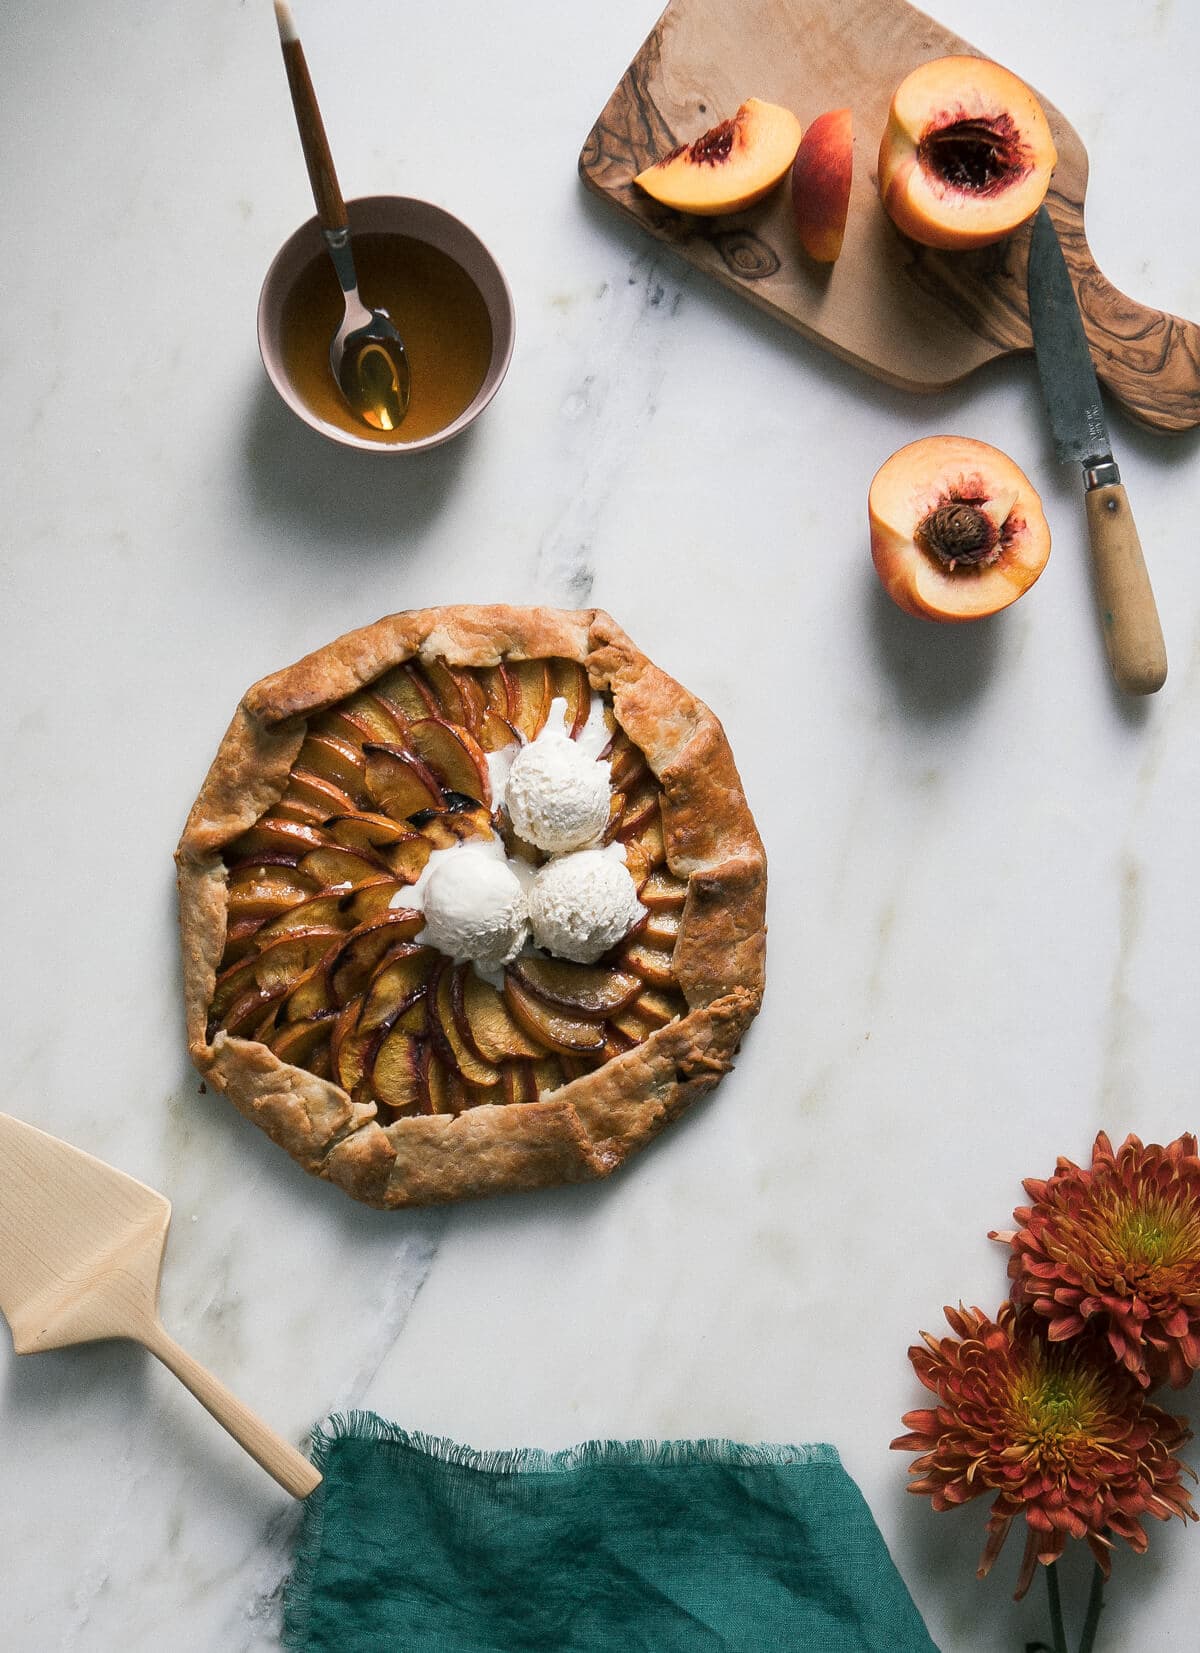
274, 0, 411, 432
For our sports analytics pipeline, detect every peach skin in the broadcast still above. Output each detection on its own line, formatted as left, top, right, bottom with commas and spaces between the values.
791, 108, 853, 262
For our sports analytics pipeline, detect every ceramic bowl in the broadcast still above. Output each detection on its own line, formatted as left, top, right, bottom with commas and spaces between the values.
257, 194, 515, 453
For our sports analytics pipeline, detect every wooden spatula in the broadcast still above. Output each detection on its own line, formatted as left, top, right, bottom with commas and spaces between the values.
0, 1112, 320, 1499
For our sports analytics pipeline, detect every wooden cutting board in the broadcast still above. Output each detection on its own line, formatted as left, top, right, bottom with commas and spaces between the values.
579, 0, 1200, 432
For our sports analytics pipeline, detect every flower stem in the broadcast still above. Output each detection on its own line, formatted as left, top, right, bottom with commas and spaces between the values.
1045, 1562, 1068, 1653
1077, 1562, 1105, 1653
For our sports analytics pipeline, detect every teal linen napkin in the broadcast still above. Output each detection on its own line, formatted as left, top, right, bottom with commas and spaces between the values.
283, 1414, 935, 1651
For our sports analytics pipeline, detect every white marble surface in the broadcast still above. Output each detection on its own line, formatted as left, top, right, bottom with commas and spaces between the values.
3, 1, 1200, 1647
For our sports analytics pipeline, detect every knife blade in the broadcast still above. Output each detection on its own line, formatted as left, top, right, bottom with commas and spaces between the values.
1027, 205, 1166, 694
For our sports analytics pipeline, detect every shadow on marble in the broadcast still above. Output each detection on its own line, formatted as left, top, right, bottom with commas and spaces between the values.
163, 1058, 450, 1252
865, 575, 1002, 719
164, 1011, 728, 1253
1, 1335, 150, 1419
576, 184, 1047, 432
241, 374, 476, 552
0, 1335, 289, 1519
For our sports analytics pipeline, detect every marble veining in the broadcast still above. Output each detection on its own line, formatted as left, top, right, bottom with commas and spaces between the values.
535, 251, 685, 603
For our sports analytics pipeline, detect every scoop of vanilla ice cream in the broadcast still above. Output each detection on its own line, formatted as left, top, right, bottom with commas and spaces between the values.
420, 846, 529, 967
505, 723, 611, 854
528, 849, 643, 964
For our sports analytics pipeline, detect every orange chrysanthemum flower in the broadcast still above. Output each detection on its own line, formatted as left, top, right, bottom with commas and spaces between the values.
993, 1131, 1200, 1389
891, 1301, 1195, 1599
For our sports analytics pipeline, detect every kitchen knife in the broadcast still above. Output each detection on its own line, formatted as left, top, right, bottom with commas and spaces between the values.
1027, 205, 1167, 694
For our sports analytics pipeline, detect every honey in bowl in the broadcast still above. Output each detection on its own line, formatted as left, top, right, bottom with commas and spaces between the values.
279, 233, 494, 444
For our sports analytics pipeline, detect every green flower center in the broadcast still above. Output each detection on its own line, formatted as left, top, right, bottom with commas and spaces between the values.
1011, 1350, 1105, 1457
1111, 1196, 1188, 1268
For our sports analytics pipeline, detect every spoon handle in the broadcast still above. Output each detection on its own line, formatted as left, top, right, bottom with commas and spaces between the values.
275, 1, 347, 232
143, 1318, 322, 1499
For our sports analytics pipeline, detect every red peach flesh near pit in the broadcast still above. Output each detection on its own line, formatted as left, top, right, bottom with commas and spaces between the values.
633, 98, 803, 216
869, 436, 1051, 622
877, 56, 1057, 250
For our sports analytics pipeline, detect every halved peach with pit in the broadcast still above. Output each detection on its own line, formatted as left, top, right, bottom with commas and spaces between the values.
791, 107, 853, 262
634, 98, 802, 216
869, 436, 1050, 621
877, 56, 1056, 250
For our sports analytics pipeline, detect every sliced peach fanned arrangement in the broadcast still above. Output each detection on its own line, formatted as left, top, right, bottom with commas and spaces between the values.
791, 108, 853, 262
210, 655, 691, 1118
634, 98, 802, 215
869, 436, 1051, 621
878, 55, 1057, 250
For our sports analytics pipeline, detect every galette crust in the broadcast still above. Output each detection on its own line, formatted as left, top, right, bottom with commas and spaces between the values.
176, 606, 767, 1207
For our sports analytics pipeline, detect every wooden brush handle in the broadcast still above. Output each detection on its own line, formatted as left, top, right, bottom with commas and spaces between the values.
278, 27, 347, 231
1084, 482, 1168, 695
145, 1321, 321, 1499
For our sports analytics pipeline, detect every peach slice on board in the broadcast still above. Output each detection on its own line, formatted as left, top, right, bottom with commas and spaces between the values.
877, 56, 1056, 251
791, 108, 853, 262
869, 436, 1051, 622
634, 99, 803, 216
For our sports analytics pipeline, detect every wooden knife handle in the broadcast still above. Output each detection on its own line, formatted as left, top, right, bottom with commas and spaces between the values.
145, 1321, 321, 1499
1083, 483, 1167, 695
279, 35, 347, 232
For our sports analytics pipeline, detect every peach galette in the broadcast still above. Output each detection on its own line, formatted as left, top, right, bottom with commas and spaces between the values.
176, 607, 766, 1209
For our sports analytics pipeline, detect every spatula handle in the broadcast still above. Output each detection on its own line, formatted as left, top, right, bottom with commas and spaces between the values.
1084, 481, 1167, 695
144, 1322, 321, 1499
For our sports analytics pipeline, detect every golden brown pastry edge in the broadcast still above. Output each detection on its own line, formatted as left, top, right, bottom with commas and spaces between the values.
175, 604, 767, 1208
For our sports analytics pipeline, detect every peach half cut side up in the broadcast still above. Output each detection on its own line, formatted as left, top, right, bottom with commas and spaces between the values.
869, 435, 1051, 622
634, 98, 803, 216
877, 56, 1057, 251
791, 108, 853, 262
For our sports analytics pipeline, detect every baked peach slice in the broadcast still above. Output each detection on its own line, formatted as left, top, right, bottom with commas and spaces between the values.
869, 436, 1051, 622
548, 659, 591, 737
509, 956, 641, 1019
503, 973, 606, 1055
791, 108, 853, 262
405, 717, 491, 805
634, 99, 802, 216
458, 970, 545, 1064
362, 744, 444, 819
878, 56, 1056, 250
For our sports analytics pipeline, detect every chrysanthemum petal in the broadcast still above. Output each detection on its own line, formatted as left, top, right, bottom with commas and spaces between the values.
893, 1299, 1196, 1598
995, 1130, 1200, 1389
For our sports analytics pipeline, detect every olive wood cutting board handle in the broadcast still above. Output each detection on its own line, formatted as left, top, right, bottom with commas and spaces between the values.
579, 0, 1200, 432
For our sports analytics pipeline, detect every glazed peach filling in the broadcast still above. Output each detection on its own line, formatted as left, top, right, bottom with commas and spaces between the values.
918, 113, 1028, 196
209, 656, 689, 1123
